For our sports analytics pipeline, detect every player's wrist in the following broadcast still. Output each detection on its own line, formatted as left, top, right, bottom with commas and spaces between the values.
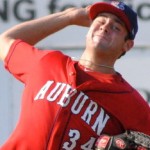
63, 7, 90, 27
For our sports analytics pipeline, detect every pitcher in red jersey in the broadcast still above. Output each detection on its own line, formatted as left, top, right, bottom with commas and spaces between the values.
0, 1, 150, 150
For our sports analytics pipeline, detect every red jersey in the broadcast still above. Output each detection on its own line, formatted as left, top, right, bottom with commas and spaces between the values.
1, 40, 150, 150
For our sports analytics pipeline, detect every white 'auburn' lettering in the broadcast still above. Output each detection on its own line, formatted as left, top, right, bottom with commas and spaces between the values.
34, 80, 110, 135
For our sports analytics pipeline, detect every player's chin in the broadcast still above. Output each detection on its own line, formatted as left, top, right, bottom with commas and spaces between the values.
93, 37, 109, 47
94, 42, 110, 51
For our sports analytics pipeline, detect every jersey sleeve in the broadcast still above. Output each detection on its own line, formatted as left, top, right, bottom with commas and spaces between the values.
4, 39, 51, 83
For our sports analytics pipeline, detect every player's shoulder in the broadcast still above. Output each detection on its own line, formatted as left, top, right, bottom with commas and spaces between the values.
41, 50, 69, 61
120, 75, 149, 107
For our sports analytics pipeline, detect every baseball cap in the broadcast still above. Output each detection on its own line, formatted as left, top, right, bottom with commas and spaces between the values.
89, 1, 138, 40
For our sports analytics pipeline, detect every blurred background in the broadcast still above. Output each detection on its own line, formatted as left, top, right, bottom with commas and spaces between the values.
0, 0, 150, 145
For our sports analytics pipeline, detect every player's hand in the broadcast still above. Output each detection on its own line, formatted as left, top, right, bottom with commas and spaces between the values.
64, 6, 92, 27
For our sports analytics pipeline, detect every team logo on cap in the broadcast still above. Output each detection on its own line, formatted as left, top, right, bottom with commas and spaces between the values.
111, 1, 125, 11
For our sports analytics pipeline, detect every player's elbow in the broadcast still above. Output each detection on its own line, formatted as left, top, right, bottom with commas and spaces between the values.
0, 35, 15, 61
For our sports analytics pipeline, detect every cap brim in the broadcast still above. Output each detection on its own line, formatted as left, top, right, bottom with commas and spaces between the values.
89, 2, 131, 32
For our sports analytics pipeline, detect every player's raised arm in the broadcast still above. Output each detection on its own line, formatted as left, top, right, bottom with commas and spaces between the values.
0, 6, 91, 61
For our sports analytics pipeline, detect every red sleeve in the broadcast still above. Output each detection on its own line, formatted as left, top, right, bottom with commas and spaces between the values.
4, 39, 51, 83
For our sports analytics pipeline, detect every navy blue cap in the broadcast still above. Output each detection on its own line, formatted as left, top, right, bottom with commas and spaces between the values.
89, 1, 138, 39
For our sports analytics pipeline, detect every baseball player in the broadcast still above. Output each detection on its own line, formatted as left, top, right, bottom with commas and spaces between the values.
0, 1, 150, 150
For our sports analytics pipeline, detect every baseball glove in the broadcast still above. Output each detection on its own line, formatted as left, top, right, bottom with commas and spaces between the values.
95, 130, 150, 150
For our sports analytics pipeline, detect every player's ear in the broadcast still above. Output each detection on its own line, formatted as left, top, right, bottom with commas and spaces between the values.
123, 40, 134, 53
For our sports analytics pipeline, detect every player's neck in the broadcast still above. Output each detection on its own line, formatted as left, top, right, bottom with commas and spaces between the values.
79, 59, 116, 74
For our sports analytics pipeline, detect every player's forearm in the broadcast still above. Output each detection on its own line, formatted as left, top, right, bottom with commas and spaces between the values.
0, 7, 90, 61
0, 7, 90, 45
0, 10, 73, 61
0, 11, 70, 45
